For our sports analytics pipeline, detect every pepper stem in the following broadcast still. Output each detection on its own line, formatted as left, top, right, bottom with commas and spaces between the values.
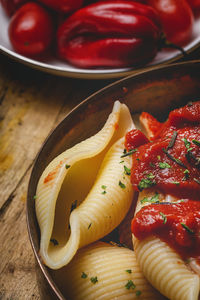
158, 33, 188, 58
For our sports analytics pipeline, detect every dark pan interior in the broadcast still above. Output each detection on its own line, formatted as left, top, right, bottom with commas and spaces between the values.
27, 60, 200, 299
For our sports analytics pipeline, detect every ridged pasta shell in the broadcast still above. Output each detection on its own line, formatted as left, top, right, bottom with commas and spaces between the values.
51, 242, 165, 300
132, 191, 200, 300
36, 101, 134, 269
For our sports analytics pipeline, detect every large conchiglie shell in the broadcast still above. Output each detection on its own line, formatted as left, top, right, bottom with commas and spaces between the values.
132, 191, 200, 300
36, 101, 134, 269
51, 242, 165, 300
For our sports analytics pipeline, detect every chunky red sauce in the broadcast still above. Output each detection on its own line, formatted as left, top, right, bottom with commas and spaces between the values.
128, 101, 200, 260
127, 102, 200, 200
131, 201, 200, 260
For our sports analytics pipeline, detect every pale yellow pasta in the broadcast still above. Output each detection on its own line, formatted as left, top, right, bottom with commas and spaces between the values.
132, 191, 200, 300
52, 242, 165, 300
36, 101, 134, 269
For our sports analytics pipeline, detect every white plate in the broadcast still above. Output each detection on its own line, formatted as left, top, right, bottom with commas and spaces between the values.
1, 5, 200, 79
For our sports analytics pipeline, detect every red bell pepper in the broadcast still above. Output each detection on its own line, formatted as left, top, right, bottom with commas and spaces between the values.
142, 0, 194, 46
57, 0, 162, 68
37, 0, 84, 14
1, 0, 28, 16
186, 0, 200, 13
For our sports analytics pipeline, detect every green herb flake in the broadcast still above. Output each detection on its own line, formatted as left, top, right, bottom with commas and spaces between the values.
138, 178, 156, 191
88, 223, 92, 229
125, 269, 132, 274
181, 223, 194, 234
119, 181, 126, 189
81, 272, 88, 279
172, 181, 180, 185
147, 173, 155, 179
136, 290, 142, 297
90, 276, 98, 284
159, 212, 167, 224
192, 139, 200, 147
182, 138, 192, 152
125, 280, 136, 290
101, 185, 107, 194
33, 195, 37, 200
140, 192, 159, 204
50, 238, 59, 246
121, 149, 137, 158
120, 160, 124, 164
159, 162, 171, 169
183, 169, 190, 180
124, 165, 131, 176
157, 155, 161, 160
65, 164, 71, 169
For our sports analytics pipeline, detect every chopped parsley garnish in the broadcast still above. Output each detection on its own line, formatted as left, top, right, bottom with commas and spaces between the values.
90, 276, 98, 284
183, 169, 190, 180
33, 195, 37, 200
125, 269, 132, 274
138, 177, 156, 191
147, 173, 155, 179
81, 272, 88, 278
124, 165, 131, 175
172, 181, 180, 185
119, 181, 126, 189
167, 131, 178, 149
50, 238, 59, 246
65, 164, 71, 169
181, 223, 194, 234
192, 139, 200, 147
159, 162, 171, 169
121, 149, 137, 158
136, 290, 142, 297
159, 212, 167, 224
140, 192, 159, 204
182, 138, 192, 152
70, 200, 77, 212
125, 280, 136, 290
157, 155, 161, 160
162, 148, 187, 168
101, 185, 107, 194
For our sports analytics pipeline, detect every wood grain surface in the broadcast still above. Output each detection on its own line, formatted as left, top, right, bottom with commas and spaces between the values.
0, 53, 112, 299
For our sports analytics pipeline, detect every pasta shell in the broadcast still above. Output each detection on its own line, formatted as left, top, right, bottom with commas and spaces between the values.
36, 101, 134, 269
132, 191, 200, 300
51, 242, 165, 300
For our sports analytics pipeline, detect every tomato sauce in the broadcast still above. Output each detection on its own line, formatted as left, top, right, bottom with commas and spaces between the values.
127, 102, 200, 200
131, 200, 200, 260
128, 101, 200, 260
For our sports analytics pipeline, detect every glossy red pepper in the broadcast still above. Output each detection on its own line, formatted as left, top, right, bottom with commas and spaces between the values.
142, 0, 194, 45
57, 0, 162, 68
1, 0, 28, 16
37, 0, 83, 14
186, 0, 200, 13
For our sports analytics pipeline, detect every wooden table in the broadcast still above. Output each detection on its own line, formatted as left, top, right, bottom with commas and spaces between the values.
1, 49, 200, 299
0, 53, 113, 299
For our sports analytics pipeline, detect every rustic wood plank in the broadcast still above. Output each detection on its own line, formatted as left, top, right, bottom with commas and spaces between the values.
0, 53, 112, 299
